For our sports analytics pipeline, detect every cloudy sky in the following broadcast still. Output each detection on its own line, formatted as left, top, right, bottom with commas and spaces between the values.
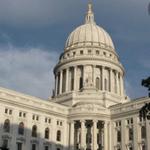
0, 0, 149, 100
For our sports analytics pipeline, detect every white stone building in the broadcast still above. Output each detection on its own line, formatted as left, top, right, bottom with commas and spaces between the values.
0, 3, 149, 150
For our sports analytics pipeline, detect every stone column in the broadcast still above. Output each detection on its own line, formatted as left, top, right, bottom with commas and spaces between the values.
93, 120, 98, 150
66, 68, 69, 92
146, 118, 150, 150
116, 71, 119, 94
55, 74, 58, 96
133, 116, 138, 150
81, 120, 86, 150
74, 66, 77, 91
109, 69, 113, 92
70, 121, 75, 150
108, 121, 112, 150
101, 66, 104, 91
120, 75, 124, 96
93, 65, 96, 87
59, 70, 63, 94
121, 119, 126, 150
104, 121, 108, 150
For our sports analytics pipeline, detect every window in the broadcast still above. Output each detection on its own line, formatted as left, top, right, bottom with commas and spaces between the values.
2, 139, 8, 148
141, 126, 146, 139
56, 130, 61, 141
19, 112, 22, 117
32, 144, 36, 150
5, 108, 8, 114
17, 142, 22, 150
96, 77, 100, 90
36, 116, 39, 121
73, 52, 76, 56
4, 108, 12, 115
32, 115, 39, 121
19, 112, 26, 118
88, 50, 91, 54
96, 50, 99, 55
32, 125, 37, 137
103, 52, 106, 56
129, 128, 133, 141
129, 147, 133, 150
117, 130, 121, 142
45, 128, 49, 139
9, 110, 12, 115
79, 77, 83, 90
57, 121, 59, 125
70, 68, 74, 91
57, 73, 60, 95
142, 145, 146, 150
45, 146, 49, 150
80, 50, 83, 55
62, 70, 66, 93
18, 122, 24, 135
45, 118, 47, 123
3, 119, 10, 133
104, 78, 108, 91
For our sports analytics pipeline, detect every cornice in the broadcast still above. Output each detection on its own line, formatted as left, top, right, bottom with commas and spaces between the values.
54, 57, 124, 74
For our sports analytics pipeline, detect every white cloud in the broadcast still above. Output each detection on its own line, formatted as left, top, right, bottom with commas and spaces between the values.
0, 45, 59, 99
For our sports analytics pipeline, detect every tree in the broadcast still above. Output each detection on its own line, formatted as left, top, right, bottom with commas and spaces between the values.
139, 103, 150, 121
141, 77, 150, 97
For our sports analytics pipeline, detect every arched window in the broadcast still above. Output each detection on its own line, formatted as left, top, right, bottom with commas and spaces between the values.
18, 122, 24, 135
79, 77, 83, 90
105, 78, 108, 91
32, 125, 37, 137
45, 128, 49, 139
3, 119, 10, 133
96, 77, 100, 90
56, 130, 61, 141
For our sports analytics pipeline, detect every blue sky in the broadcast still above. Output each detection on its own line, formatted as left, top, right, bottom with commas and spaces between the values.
0, 0, 149, 99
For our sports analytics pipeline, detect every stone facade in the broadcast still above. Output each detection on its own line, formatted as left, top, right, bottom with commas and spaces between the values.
0, 3, 149, 150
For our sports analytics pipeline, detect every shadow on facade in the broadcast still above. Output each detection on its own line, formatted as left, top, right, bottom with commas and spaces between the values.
0, 123, 72, 150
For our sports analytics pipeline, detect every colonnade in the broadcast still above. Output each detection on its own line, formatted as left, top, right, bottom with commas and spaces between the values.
69, 120, 110, 150
54, 65, 124, 97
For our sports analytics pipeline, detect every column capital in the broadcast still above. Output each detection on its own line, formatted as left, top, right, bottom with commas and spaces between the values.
80, 119, 86, 123
93, 119, 98, 123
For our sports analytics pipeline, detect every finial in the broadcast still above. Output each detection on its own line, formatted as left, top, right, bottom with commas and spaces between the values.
85, 0, 95, 24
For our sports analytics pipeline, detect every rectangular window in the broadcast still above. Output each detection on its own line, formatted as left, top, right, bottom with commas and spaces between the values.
117, 130, 121, 142
45, 146, 49, 150
5, 108, 8, 114
19, 112, 22, 117
23, 113, 26, 117
129, 128, 133, 141
17, 142, 22, 150
88, 50, 91, 54
2, 139, 8, 148
32, 144, 36, 150
9, 109, 12, 115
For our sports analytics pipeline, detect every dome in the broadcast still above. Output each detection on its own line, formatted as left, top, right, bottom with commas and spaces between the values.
65, 3, 115, 50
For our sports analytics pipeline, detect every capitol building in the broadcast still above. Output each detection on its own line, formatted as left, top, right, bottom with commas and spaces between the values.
0, 3, 149, 150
